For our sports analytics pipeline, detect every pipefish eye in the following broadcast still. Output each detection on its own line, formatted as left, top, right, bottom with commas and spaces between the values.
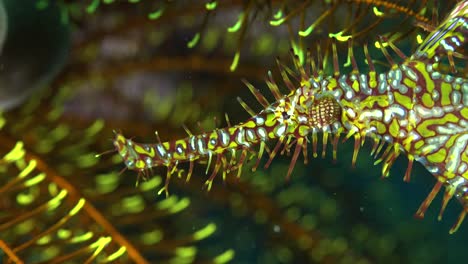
125, 159, 135, 169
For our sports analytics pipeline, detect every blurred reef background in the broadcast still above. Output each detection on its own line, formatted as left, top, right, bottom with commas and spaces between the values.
0, 0, 467, 263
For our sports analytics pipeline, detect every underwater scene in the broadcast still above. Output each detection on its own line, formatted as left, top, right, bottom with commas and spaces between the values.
0, 0, 467, 263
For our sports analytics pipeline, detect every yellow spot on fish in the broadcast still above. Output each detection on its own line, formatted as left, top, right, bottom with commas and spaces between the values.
389, 119, 400, 138
394, 92, 412, 109
369, 72, 377, 88
327, 78, 337, 90
440, 83, 452, 106
421, 93, 434, 108
461, 108, 468, 119
375, 122, 387, 134
414, 61, 434, 93
367, 95, 390, 108
417, 113, 458, 137
116, 134, 126, 144
446, 134, 457, 149
427, 148, 447, 163
415, 140, 424, 150
403, 78, 416, 90
265, 115, 277, 127
163, 142, 170, 149
136, 160, 145, 169
174, 141, 188, 159
298, 125, 309, 137
352, 80, 359, 92
244, 120, 256, 128
134, 144, 155, 157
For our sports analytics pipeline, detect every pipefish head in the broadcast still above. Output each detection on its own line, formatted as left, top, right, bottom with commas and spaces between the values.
113, 131, 140, 170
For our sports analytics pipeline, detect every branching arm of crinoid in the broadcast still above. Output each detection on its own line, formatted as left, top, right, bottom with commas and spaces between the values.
68, 0, 442, 72
0, 132, 235, 263
0, 138, 147, 263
